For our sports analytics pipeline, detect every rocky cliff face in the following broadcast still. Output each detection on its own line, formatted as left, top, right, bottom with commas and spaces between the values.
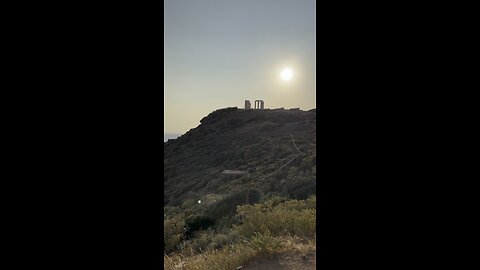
164, 107, 316, 206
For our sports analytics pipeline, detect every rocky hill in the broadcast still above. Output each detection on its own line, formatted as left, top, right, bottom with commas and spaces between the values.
164, 107, 316, 207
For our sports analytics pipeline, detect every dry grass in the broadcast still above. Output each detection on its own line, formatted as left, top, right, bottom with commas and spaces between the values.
164, 235, 315, 270
164, 196, 316, 270
235, 196, 316, 239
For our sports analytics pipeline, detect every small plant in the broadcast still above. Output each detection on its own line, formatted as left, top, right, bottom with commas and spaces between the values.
212, 234, 229, 249
249, 231, 282, 257
164, 214, 186, 254
185, 215, 215, 239
190, 231, 212, 252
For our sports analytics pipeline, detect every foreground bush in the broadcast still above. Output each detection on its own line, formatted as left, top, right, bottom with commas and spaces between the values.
164, 196, 317, 268
164, 214, 185, 254
205, 188, 263, 221
235, 196, 316, 238
185, 215, 215, 239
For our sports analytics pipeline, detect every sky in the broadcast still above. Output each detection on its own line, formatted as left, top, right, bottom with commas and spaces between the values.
165, 0, 316, 134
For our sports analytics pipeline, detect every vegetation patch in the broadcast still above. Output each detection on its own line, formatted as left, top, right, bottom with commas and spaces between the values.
164, 196, 316, 270
205, 188, 263, 221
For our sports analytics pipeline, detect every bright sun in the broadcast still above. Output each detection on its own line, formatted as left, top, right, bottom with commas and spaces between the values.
281, 68, 293, 81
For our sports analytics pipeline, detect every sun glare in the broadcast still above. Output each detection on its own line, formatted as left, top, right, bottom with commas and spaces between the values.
281, 68, 293, 81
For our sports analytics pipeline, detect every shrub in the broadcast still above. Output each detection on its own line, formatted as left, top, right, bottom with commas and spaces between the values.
164, 206, 180, 217
164, 214, 185, 254
185, 215, 215, 239
212, 234, 229, 249
248, 231, 282, 257
182, 198, 196, 209
226, 228, 241, 243
282, 176, 316, 200
205, 188, 264, 221
305, 195, 316, 209
189, 231, 212, 252
235, 197, 316, 239
267, 194, 289, 206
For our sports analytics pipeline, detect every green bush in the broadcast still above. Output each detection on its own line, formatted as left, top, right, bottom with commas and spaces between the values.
189, 231, 212, 252
164, 214, 185, 254
185, 215, 215, 239
282, 172, 316, 200
267, 194, 289, 206
284, 179, 316, 200
248, 231, 282, 257
205, 188, 264, 221
212, 234, 229, 249
235, 197, 316, 239
300, 155, 316, 171
226, 228, 241, 243
214, 216, 232, 234
182, 198, 196, 209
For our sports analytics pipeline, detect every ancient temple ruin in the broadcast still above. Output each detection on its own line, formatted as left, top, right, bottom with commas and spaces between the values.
254, 100, 264, 109
244, 99, 264, 109
245, 100, 251, 110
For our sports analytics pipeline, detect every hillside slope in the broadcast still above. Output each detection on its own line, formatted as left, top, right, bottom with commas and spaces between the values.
164, 107, 316, 207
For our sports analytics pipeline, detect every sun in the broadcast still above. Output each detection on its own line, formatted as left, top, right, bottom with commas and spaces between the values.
281, 68, 293, 81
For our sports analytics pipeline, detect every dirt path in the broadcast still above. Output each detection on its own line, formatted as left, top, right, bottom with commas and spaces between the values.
243, 251, 316, 270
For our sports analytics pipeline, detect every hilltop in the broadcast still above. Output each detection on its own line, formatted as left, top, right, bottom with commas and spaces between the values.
164, 107, 316, 207
164, 107, 317, 269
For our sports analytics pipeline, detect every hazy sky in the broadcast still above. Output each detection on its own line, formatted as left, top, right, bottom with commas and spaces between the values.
165, 0, 316, 134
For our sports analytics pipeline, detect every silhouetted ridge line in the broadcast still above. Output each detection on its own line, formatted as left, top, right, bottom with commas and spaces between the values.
164, 107, 316, 205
